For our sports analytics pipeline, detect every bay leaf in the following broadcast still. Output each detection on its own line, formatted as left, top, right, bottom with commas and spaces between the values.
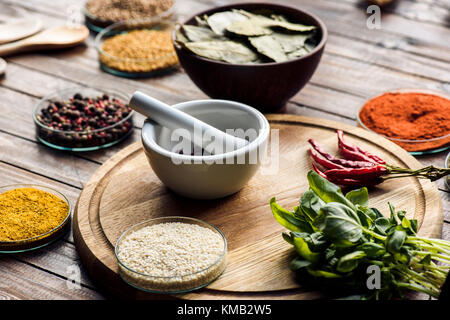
174, 28, 189, 45
270, 14, 289, 23
226, 19, 273, 36
234, 9, 316, 33
185, 40, 258, 63
249, 35, 288, 62
206, 11, 248, 35
275, 20, 316, 32
182, 25, 223, 42
271, 32, 310, 53
195, 15, 209, 27
304, 42, 316, 52
287, 47, 309, 58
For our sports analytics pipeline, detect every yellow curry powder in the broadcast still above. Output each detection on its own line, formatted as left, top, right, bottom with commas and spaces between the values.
100, 29, 179, 73
0, 188, 69, 242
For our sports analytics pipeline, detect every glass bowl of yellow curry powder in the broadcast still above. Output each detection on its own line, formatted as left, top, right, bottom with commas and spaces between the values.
95, 19, 179, 78
0, 185, 71, 253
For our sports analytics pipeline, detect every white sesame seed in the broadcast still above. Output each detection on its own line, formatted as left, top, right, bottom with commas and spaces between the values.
116, 221, 227, 292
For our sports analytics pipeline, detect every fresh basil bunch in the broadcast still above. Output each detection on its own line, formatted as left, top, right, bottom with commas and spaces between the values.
271, 171, 450, 299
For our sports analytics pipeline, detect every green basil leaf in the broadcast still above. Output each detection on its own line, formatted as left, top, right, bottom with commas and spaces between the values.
374, 217, 391, 235
306, 267, 342, 278
401, 217, 416, 235
345, 187, 369, 207
290, 256, 312, 271
330, 202, 361, 225
386, 230, 407, 253
313, 203, 363, 243
307, 171, 356, 210
410, 219, 418, 234
370, 207, 384, 219
356, 208, 373, 228
325, 248, 336, 261
270, 198, 311, 232
300, 189, 325, 221
388, 202, 398, 225
397, 210, 406, 222
393, 247, 412, 264
293, 235, 320, 263
401, 216, 411, 228
357, 242, 385, 258
336, 250, 366, 273
282, 232, 294, 245
305, 232, 329, 252
419, 254, 431, 265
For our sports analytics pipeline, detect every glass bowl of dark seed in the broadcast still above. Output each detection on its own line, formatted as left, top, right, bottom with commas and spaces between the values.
33, 87, 134, 151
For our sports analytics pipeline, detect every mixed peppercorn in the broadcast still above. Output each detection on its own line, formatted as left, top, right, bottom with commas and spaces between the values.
35, 93, 133, 149
309, 130, 450, 186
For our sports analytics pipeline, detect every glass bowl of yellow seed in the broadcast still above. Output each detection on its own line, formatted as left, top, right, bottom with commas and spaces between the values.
95, 19, 179, 78
0, 184, 71, 253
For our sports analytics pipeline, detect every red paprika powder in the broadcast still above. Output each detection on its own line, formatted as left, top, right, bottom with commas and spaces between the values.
358, 92, 450, 152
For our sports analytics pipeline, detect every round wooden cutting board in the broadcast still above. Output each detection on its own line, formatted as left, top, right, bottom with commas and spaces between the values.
73, 114, 443, 299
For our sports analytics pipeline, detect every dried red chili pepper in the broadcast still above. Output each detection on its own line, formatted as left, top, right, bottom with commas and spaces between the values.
308, 131, 450, 187
324, 165, 388, 181
309, 149, 345, 170
338, 143, 378, 164
337, 130, 386, 164
312, 163, 380, 187
308, 139, 374, 168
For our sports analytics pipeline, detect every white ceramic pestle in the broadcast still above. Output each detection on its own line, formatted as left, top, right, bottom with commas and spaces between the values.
130, 91, 249, 152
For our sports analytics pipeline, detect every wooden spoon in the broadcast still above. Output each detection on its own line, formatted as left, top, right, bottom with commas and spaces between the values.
0, 57, 6, 75
0, 17, 42, 44
0, 25, 89, 57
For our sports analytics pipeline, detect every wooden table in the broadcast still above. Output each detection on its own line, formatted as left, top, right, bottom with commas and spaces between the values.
0, 0, 448, 300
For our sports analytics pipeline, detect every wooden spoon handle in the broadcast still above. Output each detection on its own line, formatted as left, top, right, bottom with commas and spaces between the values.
0, 39, 30, 56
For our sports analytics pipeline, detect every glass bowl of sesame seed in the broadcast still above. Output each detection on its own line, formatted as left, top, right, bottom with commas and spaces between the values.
114, 216, 228, 294
95, 19, 179, 78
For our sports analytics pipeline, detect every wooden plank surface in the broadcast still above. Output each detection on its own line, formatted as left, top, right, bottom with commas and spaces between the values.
0, 0, 448, 300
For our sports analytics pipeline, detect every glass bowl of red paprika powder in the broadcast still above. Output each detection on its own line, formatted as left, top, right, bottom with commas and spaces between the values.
357, 88, 450, 155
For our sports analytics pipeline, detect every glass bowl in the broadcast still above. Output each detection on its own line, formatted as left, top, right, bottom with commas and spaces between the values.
0, 184, 71, 253
356, 88, 450, 155
82, 0, 177, 33
33, 86, 134, 152
95, 19, 179, 78
445, 152, 450, 190
115, 216, 227, 294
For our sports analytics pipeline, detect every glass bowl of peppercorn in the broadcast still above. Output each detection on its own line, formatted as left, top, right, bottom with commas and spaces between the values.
33, 86, 134, 151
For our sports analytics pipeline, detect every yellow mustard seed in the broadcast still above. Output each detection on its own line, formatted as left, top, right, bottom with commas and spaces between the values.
0, 187, 69, 242
100, 29, 179, 73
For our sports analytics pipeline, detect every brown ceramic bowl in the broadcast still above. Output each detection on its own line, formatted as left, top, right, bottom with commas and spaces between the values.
172, 2, 327, 112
